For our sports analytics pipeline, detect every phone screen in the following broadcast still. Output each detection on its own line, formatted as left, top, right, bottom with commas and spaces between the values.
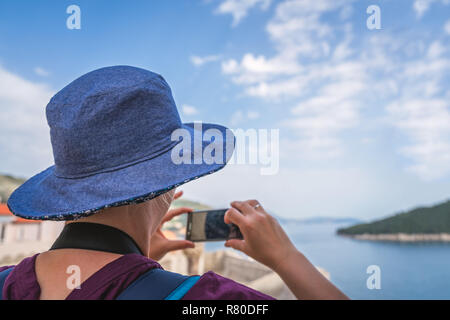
186, 209, 243, 242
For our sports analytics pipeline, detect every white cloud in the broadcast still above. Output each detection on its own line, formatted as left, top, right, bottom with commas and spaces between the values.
247, 111, 260, 119
221, 0, 358, 100
230, 110, 260, 125
284, 77, 366, 156
182, 104, 199, 116
387, 99, 450, 180
230, 110, 245, 125
339, 5, 353, 20
222, 53, 302, 86
413, 0, 450, 18
427, 41, 446, 59
190, 55, 221, 67
216, 0, 272, 26
34, 67, 50, 77
414, 0, 435, 18
222, 0, 364, 158
0, 66, 54, 177
445, 20, 450, 35
265, 0, 354, 58
381, 38, 450, 180
219, 0, 450, 180
244, 75, 309, 98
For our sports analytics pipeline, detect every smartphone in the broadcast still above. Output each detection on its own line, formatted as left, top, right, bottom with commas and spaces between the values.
186, 209, 243, 242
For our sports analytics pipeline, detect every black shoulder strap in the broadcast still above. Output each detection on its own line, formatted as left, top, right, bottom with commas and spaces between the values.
0, 268, 13, 300
116, 268, 199, 300
50, 223, 143, 256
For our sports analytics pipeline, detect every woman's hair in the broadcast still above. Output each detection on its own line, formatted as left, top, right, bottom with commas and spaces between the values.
73, 189, 176, 224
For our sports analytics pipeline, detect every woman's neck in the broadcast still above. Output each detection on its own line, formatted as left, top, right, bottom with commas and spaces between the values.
67, 203, 157, 257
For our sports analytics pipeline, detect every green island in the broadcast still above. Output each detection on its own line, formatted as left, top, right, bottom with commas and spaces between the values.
338, 199, 450, 241
0, 174, 25, 203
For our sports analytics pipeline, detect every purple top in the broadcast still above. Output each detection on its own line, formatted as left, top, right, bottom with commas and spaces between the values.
0, 254, 274, 300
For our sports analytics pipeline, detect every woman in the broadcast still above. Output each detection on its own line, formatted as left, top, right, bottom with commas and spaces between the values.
1, 66, 347, 300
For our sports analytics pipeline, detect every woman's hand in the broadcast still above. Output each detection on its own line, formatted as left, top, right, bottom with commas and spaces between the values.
224, 199, 349, 300
149, 191, 195, 261
224, 200, 297, 272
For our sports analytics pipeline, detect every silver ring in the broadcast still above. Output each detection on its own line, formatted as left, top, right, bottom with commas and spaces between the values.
254, 203, 261, 209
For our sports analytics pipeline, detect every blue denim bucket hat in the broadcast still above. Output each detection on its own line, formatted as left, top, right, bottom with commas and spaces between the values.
7, 66, 235, 221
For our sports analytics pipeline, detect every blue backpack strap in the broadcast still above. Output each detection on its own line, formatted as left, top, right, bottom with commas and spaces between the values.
0, 268, 14, 300
165, 275, 200, 300
116, 268, 200, 300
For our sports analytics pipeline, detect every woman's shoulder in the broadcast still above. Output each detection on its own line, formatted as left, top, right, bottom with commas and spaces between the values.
183, 271, 275, 300
2, 254, 39, 300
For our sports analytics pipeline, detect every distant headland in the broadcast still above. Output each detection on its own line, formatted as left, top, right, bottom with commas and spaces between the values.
0, 174, 25, 203
338, 199, 450, 242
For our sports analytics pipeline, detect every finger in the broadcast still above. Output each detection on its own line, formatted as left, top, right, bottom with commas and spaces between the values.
167, 240, 195, 252
224, 208, 247, 226
173, 190, 183, 201
246, 199, 266, 214
231, 201, 255, 215
245, 200, 262, 210
225, 239, 246, 253
162, 207, 193, 223
156, 229, 166, 238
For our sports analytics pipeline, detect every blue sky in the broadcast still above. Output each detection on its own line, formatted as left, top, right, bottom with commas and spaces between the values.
1, 0, 450, 220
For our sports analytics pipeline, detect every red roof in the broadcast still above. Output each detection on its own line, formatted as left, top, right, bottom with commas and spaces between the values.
0, 203, 13, 216
13, 218, 41, 224
0, 203, 40, 224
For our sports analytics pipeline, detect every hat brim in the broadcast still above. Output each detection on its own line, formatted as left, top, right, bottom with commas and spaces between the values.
8, 123, 235, 221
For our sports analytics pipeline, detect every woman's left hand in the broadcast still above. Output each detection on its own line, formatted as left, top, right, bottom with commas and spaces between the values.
149, 191, 195, 261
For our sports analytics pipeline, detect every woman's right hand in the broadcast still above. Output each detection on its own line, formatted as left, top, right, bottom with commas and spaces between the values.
224, 200, 298, 272
224, 199, 349, 300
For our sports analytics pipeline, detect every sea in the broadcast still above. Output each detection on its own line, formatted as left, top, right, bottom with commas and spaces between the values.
205, 222, 450, 300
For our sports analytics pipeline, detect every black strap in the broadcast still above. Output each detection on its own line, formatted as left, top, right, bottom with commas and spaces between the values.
50, 223, 144, 255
